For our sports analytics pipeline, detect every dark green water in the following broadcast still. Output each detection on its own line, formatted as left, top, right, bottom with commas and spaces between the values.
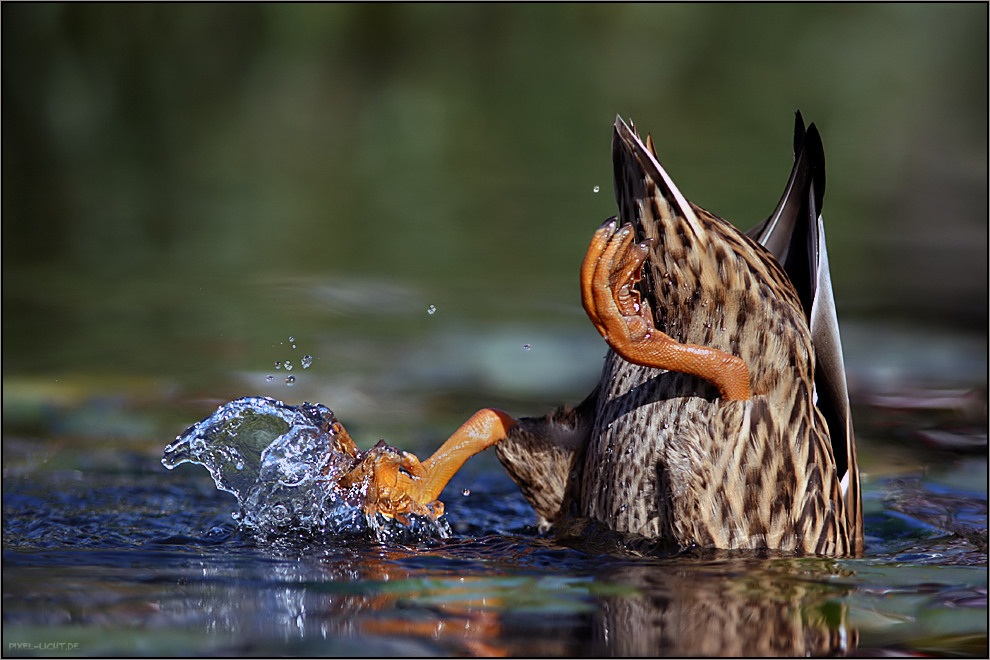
3, 4, 987, 657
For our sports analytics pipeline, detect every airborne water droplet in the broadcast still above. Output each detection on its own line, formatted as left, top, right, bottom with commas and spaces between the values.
288, 336, 295, 343
266, 375, 274, 382
462, 488, 471, 497
522, 344, 531, 351
274, 361, 282, 370
285, 375, 295, 385
284, 361, 293, 371
301, 355, 313, 369
427, 304, 437, 315
593, 185, 600, 193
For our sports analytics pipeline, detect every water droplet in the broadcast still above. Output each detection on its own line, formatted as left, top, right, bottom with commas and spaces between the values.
235, 460, 244, 470
461, 488, 471, 497
285, 375, 295, 386
266, 375, 274, 382
427, 304, 437, 315
291, 344, 296, 349
274, 361, 282, 370
522, 344, 531, 351
284, 361, 293, 371
301, 355, 313, 369
593, 185, 600, 193
288, 336, 295, 343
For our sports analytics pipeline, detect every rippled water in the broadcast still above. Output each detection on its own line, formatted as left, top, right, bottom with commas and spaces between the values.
3, 354, 987, 656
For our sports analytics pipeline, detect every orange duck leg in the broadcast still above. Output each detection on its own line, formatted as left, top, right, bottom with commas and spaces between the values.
338, 409, 518, 522
581, 219, 751, 401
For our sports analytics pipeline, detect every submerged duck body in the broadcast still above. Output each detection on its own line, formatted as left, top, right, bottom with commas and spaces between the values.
496, 115, 863, 556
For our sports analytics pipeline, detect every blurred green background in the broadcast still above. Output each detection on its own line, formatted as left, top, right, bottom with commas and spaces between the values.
3, 3, 987, 443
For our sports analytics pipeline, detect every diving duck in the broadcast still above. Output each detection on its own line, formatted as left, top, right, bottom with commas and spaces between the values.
492, 113, 863, 556
294, 113, 863, 557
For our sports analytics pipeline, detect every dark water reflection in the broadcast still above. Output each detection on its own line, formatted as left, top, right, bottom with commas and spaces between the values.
3, 3, 987, 657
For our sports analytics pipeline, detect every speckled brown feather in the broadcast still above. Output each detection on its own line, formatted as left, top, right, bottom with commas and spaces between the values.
495, 391, 595, 529
497, 116, 862, 556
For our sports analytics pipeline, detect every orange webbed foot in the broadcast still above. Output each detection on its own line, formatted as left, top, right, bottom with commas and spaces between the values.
581, 219, 752, 401
336, 409, 518, 523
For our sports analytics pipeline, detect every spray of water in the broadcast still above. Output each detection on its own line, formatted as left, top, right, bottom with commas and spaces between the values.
163, 396, 451, 543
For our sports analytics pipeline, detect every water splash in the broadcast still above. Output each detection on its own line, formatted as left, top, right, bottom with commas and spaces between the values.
163, 396, 450, 543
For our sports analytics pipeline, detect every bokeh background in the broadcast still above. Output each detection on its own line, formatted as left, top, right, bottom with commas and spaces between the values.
3, 3, 987, 445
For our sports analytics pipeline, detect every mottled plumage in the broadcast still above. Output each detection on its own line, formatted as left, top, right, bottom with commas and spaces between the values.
496, 115, 863, 556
